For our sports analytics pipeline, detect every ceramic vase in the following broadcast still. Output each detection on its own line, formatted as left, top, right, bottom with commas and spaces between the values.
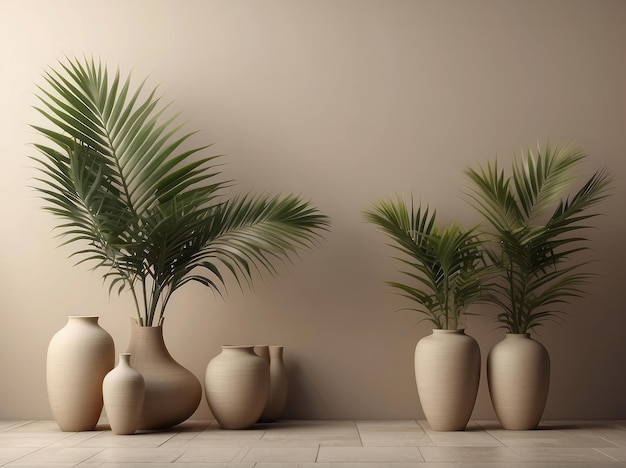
126, 321, 202, 430
259, 346, 288, 422
414, 329, 481, 431
47, 315, 115, 432
205, 345, 270, 429
487, 333, 550, 430
103, 353, 145, 435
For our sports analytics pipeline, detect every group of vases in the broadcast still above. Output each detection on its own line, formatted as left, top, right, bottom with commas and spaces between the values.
414, 329, 549, 432
47, 317, 549, 435
46, 316, 288, 434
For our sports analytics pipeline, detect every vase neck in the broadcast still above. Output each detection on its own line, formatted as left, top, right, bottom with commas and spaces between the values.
505, 333, 531, 338
432, 328, 465, 335
67, 315, 99, 324
269, 346, 284, 359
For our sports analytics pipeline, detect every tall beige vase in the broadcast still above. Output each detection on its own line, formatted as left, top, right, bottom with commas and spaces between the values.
205, 345, 270, 429
47, 316, 115, 432
259, 346, 288, 422
487, 333, 550, 430
414, 329, 481, 431
126, 321, 202, 430
103, 353, 145, 435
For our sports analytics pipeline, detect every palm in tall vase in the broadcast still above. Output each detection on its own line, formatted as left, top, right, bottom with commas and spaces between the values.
465, 142, 612, 429
364, 197, 487, 431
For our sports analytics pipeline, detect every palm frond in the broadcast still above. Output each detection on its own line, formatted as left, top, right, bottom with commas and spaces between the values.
465, 142, 612, 333
32, 57, 330, 326
364, 195, 487, 329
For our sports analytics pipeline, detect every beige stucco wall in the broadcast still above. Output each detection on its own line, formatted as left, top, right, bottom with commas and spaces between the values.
1, 0, 625, 421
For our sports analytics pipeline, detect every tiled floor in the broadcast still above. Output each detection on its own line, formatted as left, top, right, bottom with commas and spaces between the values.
1, 419, 626, 467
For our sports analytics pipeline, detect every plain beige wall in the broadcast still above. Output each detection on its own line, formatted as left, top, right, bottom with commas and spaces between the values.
1, 0, 625, 421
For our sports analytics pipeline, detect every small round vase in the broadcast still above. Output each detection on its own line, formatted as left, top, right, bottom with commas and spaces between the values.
205, 345, 270, 429
414, 329, 481, 431
47, 316, 115, 432
487, 333, 550, 430
126, 321, 202, 430
103, 353, 145, 435
259, 346, 288, 422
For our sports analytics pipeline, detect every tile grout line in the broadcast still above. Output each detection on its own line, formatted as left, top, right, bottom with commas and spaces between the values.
354, 420, 364, 447
593, 447, 622, 462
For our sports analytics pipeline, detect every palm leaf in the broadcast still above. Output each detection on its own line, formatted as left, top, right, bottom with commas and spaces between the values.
32, 57, 330, 326
364, 195, 487, 329
465, 142, 612, 332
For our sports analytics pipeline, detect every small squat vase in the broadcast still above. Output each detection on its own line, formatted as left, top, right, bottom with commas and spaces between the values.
487, 333, 550, 430
414, 329, 481, 431
47, 316, 115, 432
126, 321, 202, 430
205, 345, 270, 429
259, 346, 288, 422
103, 353, 145, 435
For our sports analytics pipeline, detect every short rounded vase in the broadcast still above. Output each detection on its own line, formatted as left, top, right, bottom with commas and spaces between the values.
205, 345, 270, 429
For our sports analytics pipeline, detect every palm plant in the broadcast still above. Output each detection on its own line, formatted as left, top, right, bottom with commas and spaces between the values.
465, 142, 612, 333
32, 57, 330, 327
364, 196, 486, 329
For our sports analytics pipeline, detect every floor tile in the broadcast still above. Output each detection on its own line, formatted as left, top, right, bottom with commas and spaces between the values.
317, 446, 423, 463
175, 447, 246, 462
75, 430, 178, 448
0, 432, 76, 448
420, 445, 524, 463
0, 447, 40, 464
596, 447, 626, 461
255, 464, 331, 468
78, 464, 255, 468
239, 447, 319, 463
3, 419, 626, 466
418, 420, 504, 446
0, 421, 34, 432
511, 446, 617, 463
10, 447, 104, 464
84, 447, 185, 463
356, 419, 434, 447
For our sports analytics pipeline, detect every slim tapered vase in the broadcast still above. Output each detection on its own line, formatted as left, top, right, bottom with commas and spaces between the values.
103, 353, 145, 435
414, 329, 481, 431
487, 333, 550, 430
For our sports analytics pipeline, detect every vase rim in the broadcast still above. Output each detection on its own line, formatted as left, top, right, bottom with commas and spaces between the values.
221, 345, 254, 349
505, 332, 531, 337
432, 328, 465, 333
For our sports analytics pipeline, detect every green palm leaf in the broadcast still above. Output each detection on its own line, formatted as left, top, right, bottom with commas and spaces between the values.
32, 57, 330, 326
364, 196, 487, 329
465, 142, 612, 332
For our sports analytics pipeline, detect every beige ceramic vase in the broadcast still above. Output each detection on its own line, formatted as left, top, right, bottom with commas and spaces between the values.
414, 329, 481, 431
205, 345, 270, 429
103, 353, 145, 435
487, 333, 550, 430
259, 346, 288, 422
126, 321, 202, 430
47, 316, 115, 431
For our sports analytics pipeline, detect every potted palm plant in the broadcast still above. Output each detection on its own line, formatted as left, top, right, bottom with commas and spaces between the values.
465, 142, 612, 430
364, 196, 487, 431
33, 57, 330, 430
